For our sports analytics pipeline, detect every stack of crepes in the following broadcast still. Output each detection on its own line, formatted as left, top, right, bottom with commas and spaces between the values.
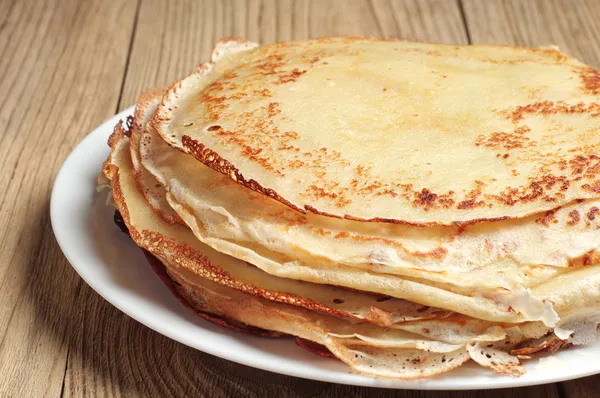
98, 37, 600, 379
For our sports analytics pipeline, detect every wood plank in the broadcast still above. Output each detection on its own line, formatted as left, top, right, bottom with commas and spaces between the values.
559, 376, 600, 398
68, 0, 553, 396
461, 0, 600, 67
461, 1, 600, 396
0, 0, 138, 396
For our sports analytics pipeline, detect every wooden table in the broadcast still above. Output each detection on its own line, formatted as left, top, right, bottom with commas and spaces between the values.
2, 0, 600, 396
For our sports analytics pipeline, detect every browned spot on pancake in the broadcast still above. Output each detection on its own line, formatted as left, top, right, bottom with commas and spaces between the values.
457, 181, 486, 209
197, 69, 249, 122
413, 247, 448, 259
231, 139, 283, 176
334, 231, 349, 239
413, 188, 455, 211
569, 154, 600, 176
302, 180, 353, 208
567, 210, 580, 226
266, 209, 307, 226
582, 250, 597, 266
267, 101, 281, 117
313, 228, 332, 236
252, 88, 271, 97
255, 53, 286, 75
376, 188, 398, 197
457, 199, 483, 209
201, 100, 304, 177
241, 146, 263, 156
578, 66, 600, 95
508, 101, 600, 123
582, 181, 600, 193
588, 206, 600, 220
411, 357, 426, 365
415, 189, 437, 209
356, 164, 368, 176
475, 126, 532, 150
568, 249, 600, 267
276, 68, 307, 84
288, 159, 305, 168
307, 184, 338, 200
536, 209, 558, 226
491, 175, 570, 207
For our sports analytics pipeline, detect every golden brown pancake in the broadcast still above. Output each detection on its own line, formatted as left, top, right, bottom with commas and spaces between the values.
151, 37, 600, 225
97, 37, 600, 379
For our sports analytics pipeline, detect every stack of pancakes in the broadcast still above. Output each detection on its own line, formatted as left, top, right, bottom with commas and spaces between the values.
98, 37, 600, 379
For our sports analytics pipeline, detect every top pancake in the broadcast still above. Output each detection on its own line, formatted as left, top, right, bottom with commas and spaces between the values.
152, 37, 600, 225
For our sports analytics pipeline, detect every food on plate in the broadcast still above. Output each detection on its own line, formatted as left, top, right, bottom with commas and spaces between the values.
98, 37, 600, 379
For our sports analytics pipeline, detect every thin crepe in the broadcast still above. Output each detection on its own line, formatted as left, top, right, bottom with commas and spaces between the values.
139, 40, 600, 325
104, 121, 456, 326
130, 89, 183, 225
141, 91, 600, 326
151, 37, 600, 225
102, 120, 528, 378
97, 37, 600, 378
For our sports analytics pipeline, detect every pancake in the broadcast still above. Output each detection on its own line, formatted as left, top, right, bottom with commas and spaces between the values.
164, 255, 475, 379
140, 40, 600, 326
145, 121, 600, 325
131, 98, 576, 332
142, 248, 281, 338
99, 110, 564, 378
150, 37, 600, 225
104, 120, 456, 326
141, 91, 599, 325
97, 37, 600, 379
138, 91, 532, 324
130, 90, 183, 225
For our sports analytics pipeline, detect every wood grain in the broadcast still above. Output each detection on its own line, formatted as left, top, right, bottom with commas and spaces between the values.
1, 0, 599, 396
0, 0, 138, 396
461, 0, 600, 67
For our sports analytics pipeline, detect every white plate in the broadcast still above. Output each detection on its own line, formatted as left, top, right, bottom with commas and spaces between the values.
51, 107, 600, 390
